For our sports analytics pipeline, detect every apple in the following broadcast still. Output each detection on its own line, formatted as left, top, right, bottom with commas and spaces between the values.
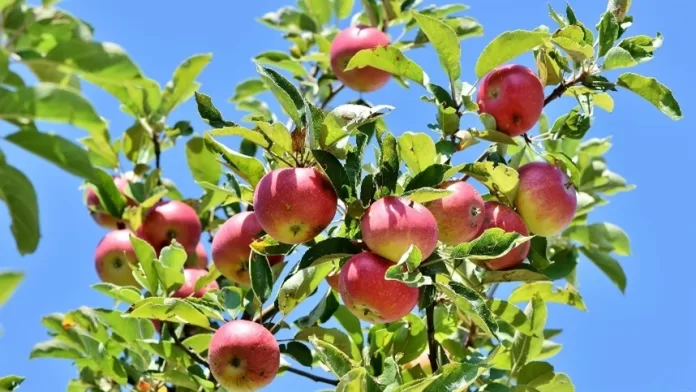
477, 64, 545, 137
338, 252, 419, 323
86, 176, 131, 229
172, 268, 219, 298
186, 242, 209, 269
361, 196, 439, 262
208, 319, 280, 391
212, 211, 284, 285
515, 161, 578, 237
330, 25, 391, 92
137, 200, 201, 253
253, 168, 337, 245
477, 201, 531, 270
425, 181, 485, 246
94, 229, 140, 287
326, 273, 340, 291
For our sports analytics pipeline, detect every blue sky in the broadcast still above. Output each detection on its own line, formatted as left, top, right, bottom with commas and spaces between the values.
1, 0, 694, 391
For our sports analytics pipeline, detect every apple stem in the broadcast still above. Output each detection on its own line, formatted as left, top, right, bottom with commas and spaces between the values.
425, 304, 440, 373
284, 366, 339, 386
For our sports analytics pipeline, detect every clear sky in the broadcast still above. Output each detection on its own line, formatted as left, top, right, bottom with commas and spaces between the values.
1, 0, 694, 391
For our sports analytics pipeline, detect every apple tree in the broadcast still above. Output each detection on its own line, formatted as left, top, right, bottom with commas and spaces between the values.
0, 0, 683, 390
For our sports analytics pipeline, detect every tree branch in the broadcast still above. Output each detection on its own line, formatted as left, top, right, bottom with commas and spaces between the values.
425, 304, 439, 373
253, 303, 279, 323
543, 71, 588, 108
284, 366, 339, 386
320, 84, 346, 110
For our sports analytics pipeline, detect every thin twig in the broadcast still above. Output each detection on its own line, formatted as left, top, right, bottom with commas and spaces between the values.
253, 303, 279, 323
543, 71, 588, 108
425, 304, 439, 373
463, 323, 477, 348
167, 323, 216, 383
320, 84, 346, 110
284, 366, 339, 386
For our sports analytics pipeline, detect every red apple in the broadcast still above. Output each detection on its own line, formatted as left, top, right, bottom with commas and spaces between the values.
212, 211, 284, 285
361, 196, 439, 262
338, 252, 419, 323
208, 320, 280, 391
425, 181, 485, 246
326, 273, 340, 291
94, 229, 140, 287
86, 176, 131, 229
477, 201, 531, 270
477, 64, 545, 137
172, 268, 219, 298
253, 168, 337, 245
515, 162, 578, 237
137, 200, 201, 253
330, 25, 391, 92
186, 242, 209, 269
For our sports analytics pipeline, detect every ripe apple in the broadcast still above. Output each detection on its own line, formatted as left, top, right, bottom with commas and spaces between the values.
361, 196, 439, 262
253, 168, 337, 245
326, 273, 340, 291
515, 161, 578, 237
330, 25, 392, 92
137, 200, 201, 253
477, 201, 531, 270
86, 176, 131, 229
425, 181, 485, 246
208, 319, 280, 391
94, 229, 140, 287
477, 64, 545, 137
186, 242, 209, 269
172, 268, 219, 298
338, 252, 419, 323
212, 211, 284, 285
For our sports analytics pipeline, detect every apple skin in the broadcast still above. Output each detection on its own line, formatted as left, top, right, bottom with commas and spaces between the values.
137, 200, 202, 253
477, 201, 531, 270
86, 176, 131, 229
212, 211, 284, 285
186, 243, 209, 269
338, 252, 419, 323
515, 162, 578, 237
172, 268, 219, 298
253, 168, 338, 245
94, 229, 140, 287
477, 64, 545, 137
330, 25, 392, 92
425, 181, 485, 246
361, 196, 439, 262
326, 273, 340, 291
208, 320, 280, 391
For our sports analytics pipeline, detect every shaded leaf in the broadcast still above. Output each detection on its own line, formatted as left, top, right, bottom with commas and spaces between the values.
0, 163, 40, 255
579, 247, 626, 293
346, 46, 428, 86
185, 136, 222, 185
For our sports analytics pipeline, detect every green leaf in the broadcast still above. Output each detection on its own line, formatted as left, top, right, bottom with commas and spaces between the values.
398, 132, 437, 174
450, 161, 519, 205
564, 223, 630, 256
536, 373, 575, 392
0, 271, 23, 307
508, 282, 587, 311
181, 333, 213, 354
551, 27, 594, 61
129, 234, 159, 294
295, 289, 339, 328
255, 51, 307, 78
258, 7, 319, 33
517, 361, 554, 387
280, 341, 313, 367
334, 0, 354, 19
345, 46, 429, 86
160, 53, 212, 115
98, 77, 161, 119
194, 91, 236, 128
616, 73, 682, 120
250, 253, 273, 303
374, 133, 399, 196
309, 335, 355, 377
207, 126, 269, 149
279, 262, 335, 315
412, 12, 461, 80
298, 237, 362, 269
185, 136, 222, 185
385, 246, 431, 287
0, 375, 24, 391
405, 163, 449, 192
510, 295, 547, 374
304, 0, 331, 25
0, 163, 40, 255
0, 49, 9, 84
335, 367, 381, 392
470, 129, 518, 146
204, 134, 266, 188
255, 121, 292, 153
475, 30, 550, 78
296, 327, 358, 360
129, 297, 210, 328
597, 11, 620, 57
579, 247, 627, 293
450, 228, 533, 262
220, 287, 244, 319
30, 339, 83, 360
334, 305, 364, 348
603, 47, 637, 70
423, 362, 486, 391
482, 267, 550, 284
439, 281, 498, 337
122, 122, 153, 164
391, 377, 440, 392
92, 283, 142, 305
487, 299, 537, 337
618, 34, 663, 63
256, 63, 304, 126
312, 149, 352, 201
392, 314, 427, 363
155, 242, 187, 294
230, 78, 266, 102
403, 187, 452, 204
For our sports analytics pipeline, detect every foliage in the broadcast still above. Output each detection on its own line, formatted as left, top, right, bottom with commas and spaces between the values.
0, 0, 682, 391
